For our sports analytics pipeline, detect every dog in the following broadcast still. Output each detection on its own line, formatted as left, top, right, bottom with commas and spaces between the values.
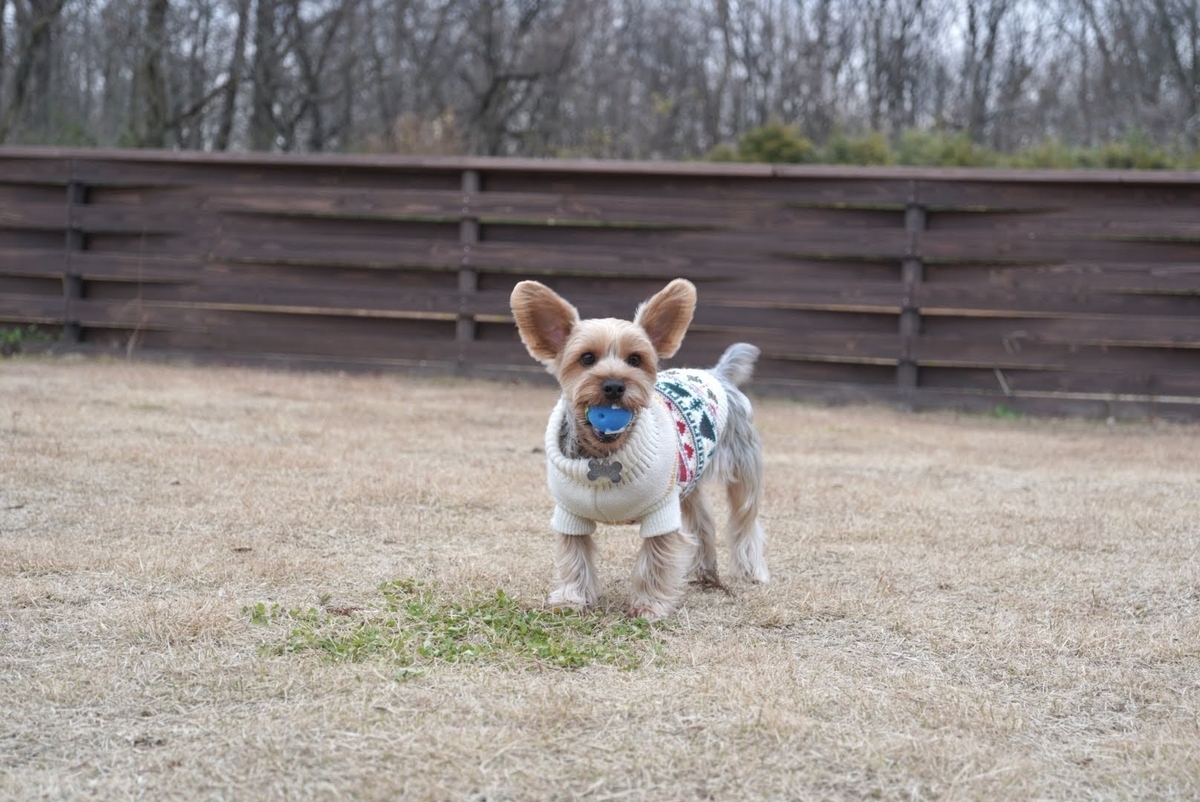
510, 278, 769, 620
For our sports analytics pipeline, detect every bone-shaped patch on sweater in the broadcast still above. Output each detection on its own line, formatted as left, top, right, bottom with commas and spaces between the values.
587, 459, 623, 484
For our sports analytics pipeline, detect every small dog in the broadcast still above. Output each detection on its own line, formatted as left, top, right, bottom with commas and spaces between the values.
510, 278, 769, 620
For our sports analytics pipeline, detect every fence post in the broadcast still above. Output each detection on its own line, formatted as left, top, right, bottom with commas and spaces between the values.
456, 169, 480, 372
63, 172, 87, 343
898, 181, 925, 391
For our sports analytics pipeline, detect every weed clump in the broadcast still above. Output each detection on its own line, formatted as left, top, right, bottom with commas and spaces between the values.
246, 579, 659, 676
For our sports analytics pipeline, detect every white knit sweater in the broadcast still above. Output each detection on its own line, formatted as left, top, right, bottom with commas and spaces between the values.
544, 396, 682, 539
543, 369, 730, 538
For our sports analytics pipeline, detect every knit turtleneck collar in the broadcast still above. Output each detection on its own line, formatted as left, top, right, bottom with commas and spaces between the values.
544, 398, 663, 486
542, 396, 683, 538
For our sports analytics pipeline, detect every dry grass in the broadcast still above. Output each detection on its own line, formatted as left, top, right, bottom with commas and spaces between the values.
2, 355, 1199, 800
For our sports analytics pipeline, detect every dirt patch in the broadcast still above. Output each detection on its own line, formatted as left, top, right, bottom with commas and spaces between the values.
2, 355, 1198, 799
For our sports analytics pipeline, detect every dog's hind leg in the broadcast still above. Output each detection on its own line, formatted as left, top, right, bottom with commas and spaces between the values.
725, 463, 769, 583
547, 534, 599, 612
719, 394, 770, 584
682, 491, 728, 592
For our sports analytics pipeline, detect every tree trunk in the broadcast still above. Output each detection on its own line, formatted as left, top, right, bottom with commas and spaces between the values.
141, 0, 169, 147
250, 0, 278, 150
0, 0, 67, 143
215, 0, 250, 150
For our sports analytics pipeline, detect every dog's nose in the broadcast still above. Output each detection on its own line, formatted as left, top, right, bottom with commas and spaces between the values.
601, 379, 625, 401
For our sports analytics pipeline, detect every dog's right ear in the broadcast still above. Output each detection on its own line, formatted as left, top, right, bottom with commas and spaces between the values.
510, 281, 580, 364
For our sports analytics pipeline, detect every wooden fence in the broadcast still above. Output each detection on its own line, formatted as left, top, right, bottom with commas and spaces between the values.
2, 147, 1199, 419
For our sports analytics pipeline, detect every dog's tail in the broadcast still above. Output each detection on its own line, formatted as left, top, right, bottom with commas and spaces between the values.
714, 343, 760, 387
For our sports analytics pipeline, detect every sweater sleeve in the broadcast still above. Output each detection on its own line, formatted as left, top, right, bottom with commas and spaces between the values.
551, 504, 597, 536
638, 487, 682, 539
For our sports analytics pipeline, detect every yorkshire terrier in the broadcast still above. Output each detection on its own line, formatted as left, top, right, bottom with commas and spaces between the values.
510, 278, 769, 620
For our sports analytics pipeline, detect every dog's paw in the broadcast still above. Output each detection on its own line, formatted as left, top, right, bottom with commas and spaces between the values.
729, 564, 770, 584
547, 586, 594, 614
628, 597, 675, 621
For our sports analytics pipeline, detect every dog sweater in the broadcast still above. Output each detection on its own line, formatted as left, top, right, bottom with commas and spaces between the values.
544, 369, 728, 539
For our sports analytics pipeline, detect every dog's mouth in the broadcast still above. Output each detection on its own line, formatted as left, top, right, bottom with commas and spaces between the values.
585, 405, 635, 443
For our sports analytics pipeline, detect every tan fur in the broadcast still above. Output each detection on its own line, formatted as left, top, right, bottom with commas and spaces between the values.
510, 279, 768, 620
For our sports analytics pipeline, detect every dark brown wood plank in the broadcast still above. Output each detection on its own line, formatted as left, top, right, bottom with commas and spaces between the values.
680, 328, 902, 365
918, 179, 1200, 211
927, 211, 1200, 242
72, 206, 212, 235
212, 186, 906, 229
913, 337, 1200, 372
920, 313, 1200, 347
921, 230, 1200, 263
0, 201, 68, 230
0, 294, 64, 323
68, 158, 462, 192
925, 261, 1200, 294
67, 297, 460, 329
0, 158, 72, 185
0, 250, 68, 278
492, 283, 906, 321
918, 365, 1200, 397
916, 284, 1200, 317
929, 205, 1200, 231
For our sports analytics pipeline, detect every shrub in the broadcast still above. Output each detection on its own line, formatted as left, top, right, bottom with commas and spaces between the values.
823, 131, 895, 165
736, 121, 818, 164
705, 143, 741, 162
897, 130, 1000, 167
1088, 132, 1175, 169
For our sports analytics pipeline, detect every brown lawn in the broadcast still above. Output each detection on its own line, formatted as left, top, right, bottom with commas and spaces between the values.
2, 355, 1198, 799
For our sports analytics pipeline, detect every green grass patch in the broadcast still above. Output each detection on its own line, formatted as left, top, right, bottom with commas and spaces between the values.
1, 325, 55, 356
246, 580, 660, 677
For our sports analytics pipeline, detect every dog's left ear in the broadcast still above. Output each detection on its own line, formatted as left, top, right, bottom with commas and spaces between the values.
633, 279, 697, 359
510, 280, 580, 364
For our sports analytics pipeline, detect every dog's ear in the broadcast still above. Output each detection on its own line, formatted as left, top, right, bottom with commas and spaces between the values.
510, 280, 580, 364
633, 278, 696, 359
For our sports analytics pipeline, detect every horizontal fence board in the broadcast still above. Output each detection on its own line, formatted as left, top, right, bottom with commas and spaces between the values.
533, 286, 906, 322
921, 230, 1200, 263
203, 230, 914, 272
916, 284, 1200, 317
70, 158, 466, 191
2, 147, 1198, 418
0, 201, 69, 230
925, 261, 1200, 294
0, 293, 64, 323
482, 172, 919, 207
0, 249, 70, 279
929, 207, 1200, 235
211, 186, 907, 231
921, 313, 1200, 347
0, 159, 73, 185
72, 205, 212, 235
913, 337, 1199, 372
920, 365, 1200, 397
918, 180, 1200, 211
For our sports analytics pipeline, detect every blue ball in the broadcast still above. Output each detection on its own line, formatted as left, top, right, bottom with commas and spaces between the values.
587, 405, 633, 434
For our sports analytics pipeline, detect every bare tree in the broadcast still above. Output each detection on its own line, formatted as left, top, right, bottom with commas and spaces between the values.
138, 0, 168, 146
215, 0, 251, 150
1153, 0, 1200, 144
1, 0, 1198, 157
961, 0, 1011, 142
0, 0, 68, 142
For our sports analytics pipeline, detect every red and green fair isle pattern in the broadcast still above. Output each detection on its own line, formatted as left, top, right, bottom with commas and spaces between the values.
654, 368, 729, 497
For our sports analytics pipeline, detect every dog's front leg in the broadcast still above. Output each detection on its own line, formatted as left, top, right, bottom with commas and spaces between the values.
629, 531, 689, 620
547, 533, 598, 612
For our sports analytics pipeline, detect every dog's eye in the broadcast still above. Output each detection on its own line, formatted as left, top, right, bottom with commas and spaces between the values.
625, 354, 642, 368
580, 352, 596, 367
